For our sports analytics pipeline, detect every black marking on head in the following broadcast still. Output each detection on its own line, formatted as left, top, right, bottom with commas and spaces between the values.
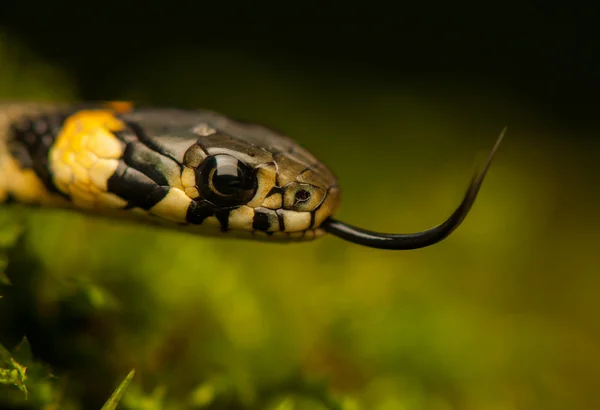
214, 209, 231, 232
253, 211, 271, 232
186, 200, 215, 224
276, 210, 285, 231
112, 129, 137, 144
298, 166, 312, 176
123, 142, 170, 186
310, 211, 316, 228
8, 112, 69, 196
266, 186, 283, 197
194, 138, 209, 152
121, 119, 183, 165
107, 161, 168, 210
138, 186, 171, 210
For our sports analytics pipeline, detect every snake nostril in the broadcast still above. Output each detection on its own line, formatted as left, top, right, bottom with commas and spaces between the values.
295, 189, 310, 203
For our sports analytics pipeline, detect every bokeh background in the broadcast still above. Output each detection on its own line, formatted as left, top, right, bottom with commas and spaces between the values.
1, 11, 599, 410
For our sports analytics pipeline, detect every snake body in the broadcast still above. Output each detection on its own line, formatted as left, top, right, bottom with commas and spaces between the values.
0, 101, 504, 249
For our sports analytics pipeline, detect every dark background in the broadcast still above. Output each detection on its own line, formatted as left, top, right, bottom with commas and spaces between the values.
2, 8, 598, 132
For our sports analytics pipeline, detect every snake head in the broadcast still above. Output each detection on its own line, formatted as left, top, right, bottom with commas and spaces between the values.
109, 108, 342, 241
181, 121, 342, 240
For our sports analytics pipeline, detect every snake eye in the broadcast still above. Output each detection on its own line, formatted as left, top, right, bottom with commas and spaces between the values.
196, 155, 257, 207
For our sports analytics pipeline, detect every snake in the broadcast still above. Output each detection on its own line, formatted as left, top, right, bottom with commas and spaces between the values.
0, 101, 504, 250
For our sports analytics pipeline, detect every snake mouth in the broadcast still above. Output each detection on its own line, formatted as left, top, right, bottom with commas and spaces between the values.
321, 128, 506, 250
251, 227, 326, 241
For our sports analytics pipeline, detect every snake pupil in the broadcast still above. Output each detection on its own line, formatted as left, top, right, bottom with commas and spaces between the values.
197, 155, 257, 208
212, 162, 248, 195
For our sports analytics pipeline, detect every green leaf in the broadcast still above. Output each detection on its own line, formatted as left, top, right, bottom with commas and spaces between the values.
0, 344, 28, 398
100, 369, 136, 410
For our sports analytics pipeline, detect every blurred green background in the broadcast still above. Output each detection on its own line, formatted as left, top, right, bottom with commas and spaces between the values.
1, 16, 599, 410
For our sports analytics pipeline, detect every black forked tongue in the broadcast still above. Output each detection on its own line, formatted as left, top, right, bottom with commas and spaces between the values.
322, 129, 506, 250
